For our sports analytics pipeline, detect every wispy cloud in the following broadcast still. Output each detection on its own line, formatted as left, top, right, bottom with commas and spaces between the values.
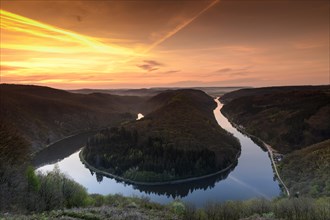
216, 68, 232, 73
211, 66, 253, 77
137, 60, 164, 72
164, 70, 180, 74
0, 9, 142, 77
145, 0, 220, 52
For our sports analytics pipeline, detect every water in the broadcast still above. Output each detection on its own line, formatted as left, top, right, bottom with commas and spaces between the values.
136, 113, 144, 120
35, 99, 281, 207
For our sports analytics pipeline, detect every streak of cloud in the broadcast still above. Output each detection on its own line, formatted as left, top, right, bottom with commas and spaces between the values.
0, 9, 137, 55
216, 68, 232, 73
137, 60, 164, 72
144, 0, 220, 53
0, 9, 145, 78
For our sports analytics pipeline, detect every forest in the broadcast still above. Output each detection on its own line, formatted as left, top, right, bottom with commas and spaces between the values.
221, 86, 330, 153
83, 127, 218, 182
82, 89, 240, 182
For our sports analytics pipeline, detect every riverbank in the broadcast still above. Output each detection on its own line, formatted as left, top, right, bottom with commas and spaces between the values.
220, 111, 290, 197
79, 147, 241, 186
31, 129, 100, 158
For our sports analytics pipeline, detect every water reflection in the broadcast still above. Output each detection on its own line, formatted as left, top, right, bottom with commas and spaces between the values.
136, 113, 144, 120
33, 131, 97, 168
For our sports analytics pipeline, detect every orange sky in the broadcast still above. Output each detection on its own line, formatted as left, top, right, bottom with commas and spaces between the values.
0, 0, 329, 89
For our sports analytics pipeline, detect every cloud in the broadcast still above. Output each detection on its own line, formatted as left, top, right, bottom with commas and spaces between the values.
216, 68, 232, 73
145, 0, 219, 52
137, 60, 164, 72
211, 67, 252, 76
0, 65, 23, 71
76, 15, 82, 22
164, 70, 180, 74
167, 77, 263, 87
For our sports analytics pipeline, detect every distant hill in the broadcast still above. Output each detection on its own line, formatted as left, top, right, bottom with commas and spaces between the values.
220, 85, 329, 104
82, 89, 240, 182
70, 87, 245, 98
220, 85, 330, 153
279, 139, 330, 197
0, 84, 147, 152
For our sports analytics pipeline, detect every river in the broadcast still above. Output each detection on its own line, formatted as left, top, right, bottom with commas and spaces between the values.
34, 98, 281, 207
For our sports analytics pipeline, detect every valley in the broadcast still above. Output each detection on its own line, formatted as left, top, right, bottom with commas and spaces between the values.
1, 84, 329, 219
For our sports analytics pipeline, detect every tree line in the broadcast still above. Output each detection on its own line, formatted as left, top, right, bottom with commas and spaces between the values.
83, 127, 218, 182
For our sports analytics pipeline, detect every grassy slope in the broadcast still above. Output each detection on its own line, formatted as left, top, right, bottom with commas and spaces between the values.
0, 84, 147, 152
5, 196, 330, 220
279, 139, 330, 197
220, 86, 330, 153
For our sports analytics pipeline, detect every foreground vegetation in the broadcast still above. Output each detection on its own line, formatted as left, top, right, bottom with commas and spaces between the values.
2, 164, 330, 219
3, 167, 330, 220
83, 89, 240, 182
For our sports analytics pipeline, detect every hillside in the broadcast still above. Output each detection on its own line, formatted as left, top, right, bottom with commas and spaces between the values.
82, 89, 240, 182
0, 84, 147, 152
220, 86, 330, 153
279, 139, 330, 197
0, 123, 30, 210
220, 85, 329, 104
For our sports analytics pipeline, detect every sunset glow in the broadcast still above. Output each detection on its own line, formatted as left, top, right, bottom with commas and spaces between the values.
0, 1, 329, 88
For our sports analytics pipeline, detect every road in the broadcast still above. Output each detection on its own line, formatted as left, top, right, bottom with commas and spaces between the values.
264, 143, 290, 197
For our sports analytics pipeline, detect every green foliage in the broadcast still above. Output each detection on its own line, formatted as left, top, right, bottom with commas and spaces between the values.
169, 201, 186, 215
26, 166, 40, 192
26, 165, 89, 211
182, 197, 330, 220
88, 194, 105, 207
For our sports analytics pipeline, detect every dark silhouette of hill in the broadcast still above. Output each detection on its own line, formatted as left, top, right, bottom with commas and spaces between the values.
220, 85, 330, 153
83, 89, 240, 182
70, 87, 245, 98
220, 85, 329, 104
0, 84, 147, 152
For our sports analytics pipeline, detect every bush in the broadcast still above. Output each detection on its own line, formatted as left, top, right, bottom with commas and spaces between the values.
27, 165, 89, 211
183, 198, 330, 220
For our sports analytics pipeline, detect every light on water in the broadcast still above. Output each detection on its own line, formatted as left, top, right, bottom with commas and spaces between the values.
136, 113, 144, 120
36, 99, 281, 207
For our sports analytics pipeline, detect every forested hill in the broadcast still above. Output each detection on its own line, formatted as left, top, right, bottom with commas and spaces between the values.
220, 85, 329, 104
220, 85, 330, 153
0, 84, 147, 152
279, 139, 330, 197
83, 89, 240, 182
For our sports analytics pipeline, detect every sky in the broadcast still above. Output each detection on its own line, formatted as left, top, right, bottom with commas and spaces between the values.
0, 0, 329, 89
